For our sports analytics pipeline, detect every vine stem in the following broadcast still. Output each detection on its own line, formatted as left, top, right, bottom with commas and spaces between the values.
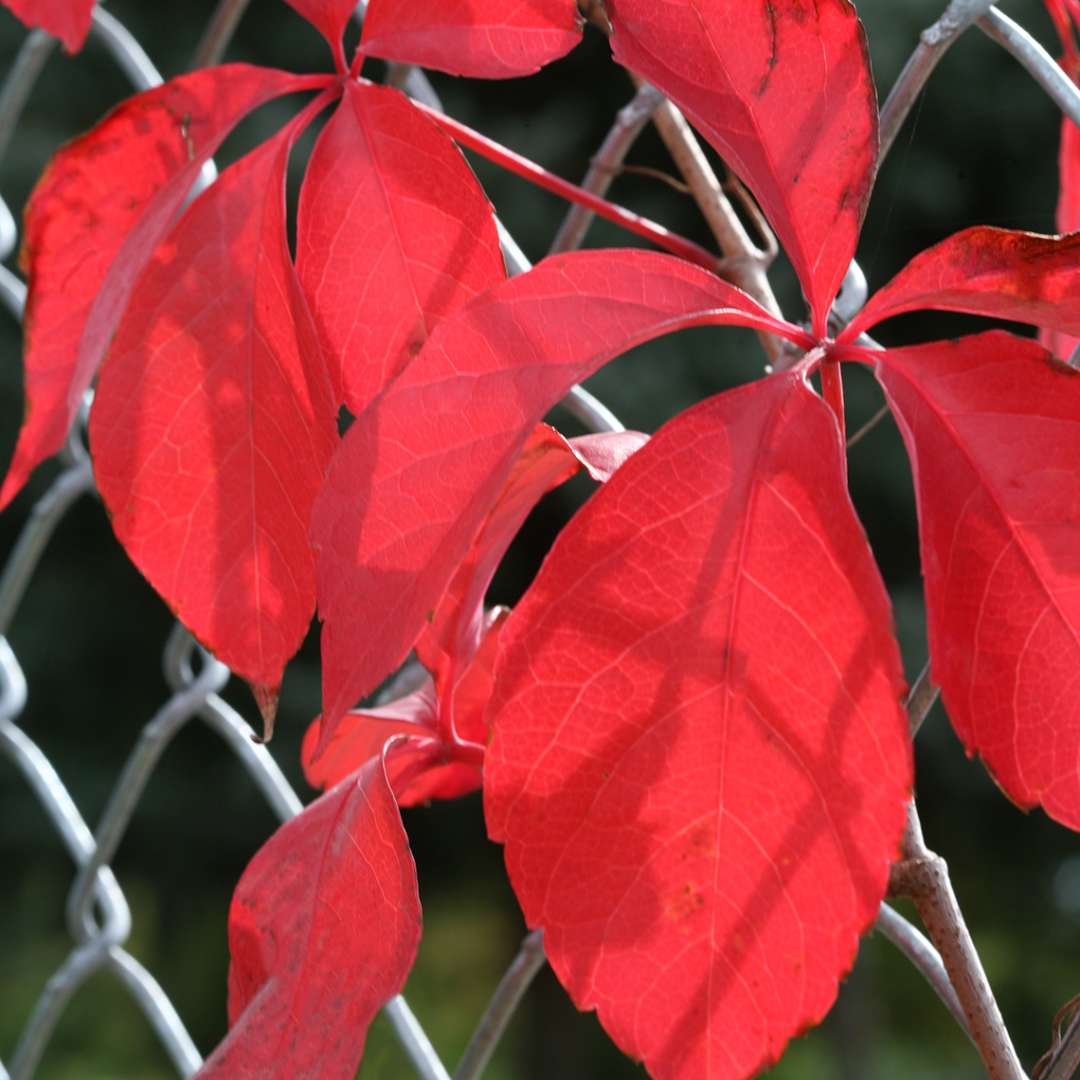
887, 677, 1025, 1079
549, 81, 664, 255
453, 930, 547, 1080
412, 101, 719, 272
641, 93, 786, 365
820, 362, 846, 442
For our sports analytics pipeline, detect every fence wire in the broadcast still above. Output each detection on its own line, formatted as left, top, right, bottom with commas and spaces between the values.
0, 3, 621, 1075
0, 7, 461, 1078
5, 2, 1079, 1078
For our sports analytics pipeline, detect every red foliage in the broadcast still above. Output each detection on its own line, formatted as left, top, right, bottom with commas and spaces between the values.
1, 0, 94, 53
6, 0, 1080, 1076
485, 377, 911, 1078
359, 0, 583, 77
197, 747, 422, 1078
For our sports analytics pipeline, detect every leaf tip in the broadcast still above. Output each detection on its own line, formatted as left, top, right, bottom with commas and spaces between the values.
250, 682, 281, 743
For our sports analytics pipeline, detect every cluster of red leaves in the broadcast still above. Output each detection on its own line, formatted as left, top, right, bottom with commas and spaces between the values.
6, 0, 1080, 1077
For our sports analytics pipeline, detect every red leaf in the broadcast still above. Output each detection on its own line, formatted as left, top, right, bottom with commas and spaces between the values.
1042, 118, 1080, 361
844, 227, 1080, 342
875, 331, 1080, 830
296, 81, 504, 414
2, 0, 94, 53
301, 682, 488, 807
305, 427, 644, 799
196, 747, 422, 1079
1045, 0, 1080, 73
606, 0, 878, 335
484, 374, 911, 1080
359, 0, 583, 78
283, 0, 356, 65
1, 65, 328, 510
89, 103, 338, 696
312, 249, 805, 744
417, 424, 648, 691
1043, 0, 1080, 362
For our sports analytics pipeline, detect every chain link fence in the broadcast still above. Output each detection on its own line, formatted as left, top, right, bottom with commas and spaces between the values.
4, 2, 1080, 1078
0, 7, 465, 1077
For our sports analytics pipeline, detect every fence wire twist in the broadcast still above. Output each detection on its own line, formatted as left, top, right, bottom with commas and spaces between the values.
4, 1, 1080, 1078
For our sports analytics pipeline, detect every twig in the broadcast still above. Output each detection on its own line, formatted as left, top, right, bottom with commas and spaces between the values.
889, 799, 1025, 1078
978, 7, 1080, 129
905, 661, 939, 736
454, 930, 547, 1080
645, 97, 786, 364
846, 403, 890, 449
878, 0, 997, 163
880, 669, 1022, 1076
550, 82, 664, 254
1037, 994, 1080, 1080
611, 163, 692, 195
874, 902, 972, 1039
190, 0, 252, 69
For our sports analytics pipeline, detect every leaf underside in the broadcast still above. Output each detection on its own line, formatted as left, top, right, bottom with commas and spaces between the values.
485, 373, 912, 1080
359, 0, 583, 77
89, 108, 337, 692
606, 0, 878, 332
196, 749, 421, 1079
877, 331, 1080, 830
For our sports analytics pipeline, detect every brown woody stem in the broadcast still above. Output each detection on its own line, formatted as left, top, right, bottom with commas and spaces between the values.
643, 95, 786, 365
550, 81, 665, 255
885, 672, 1024, 1076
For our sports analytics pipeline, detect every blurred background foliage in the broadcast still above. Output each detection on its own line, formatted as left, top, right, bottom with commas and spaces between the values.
0, 0, 1077, 1077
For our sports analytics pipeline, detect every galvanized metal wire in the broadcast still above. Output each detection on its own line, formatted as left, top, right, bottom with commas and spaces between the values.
4, 2, 1080, 1078
0, 8, 459, 1078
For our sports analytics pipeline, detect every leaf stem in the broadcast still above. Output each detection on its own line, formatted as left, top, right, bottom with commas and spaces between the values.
189, 0, 251, 69
878, 0, 997, 163
411, 100, 720, 272
820, 361, 846, 442
845, 403, 889, 449
453, 930, 546, 1080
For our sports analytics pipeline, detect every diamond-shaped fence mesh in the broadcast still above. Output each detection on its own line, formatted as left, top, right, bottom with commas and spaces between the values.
0, 8, 462, 1078
0, 6, 625, 1076
6, 2, 1080, 1078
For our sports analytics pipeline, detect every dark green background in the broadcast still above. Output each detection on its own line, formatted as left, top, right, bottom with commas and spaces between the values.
0, 1, 1077, 1077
